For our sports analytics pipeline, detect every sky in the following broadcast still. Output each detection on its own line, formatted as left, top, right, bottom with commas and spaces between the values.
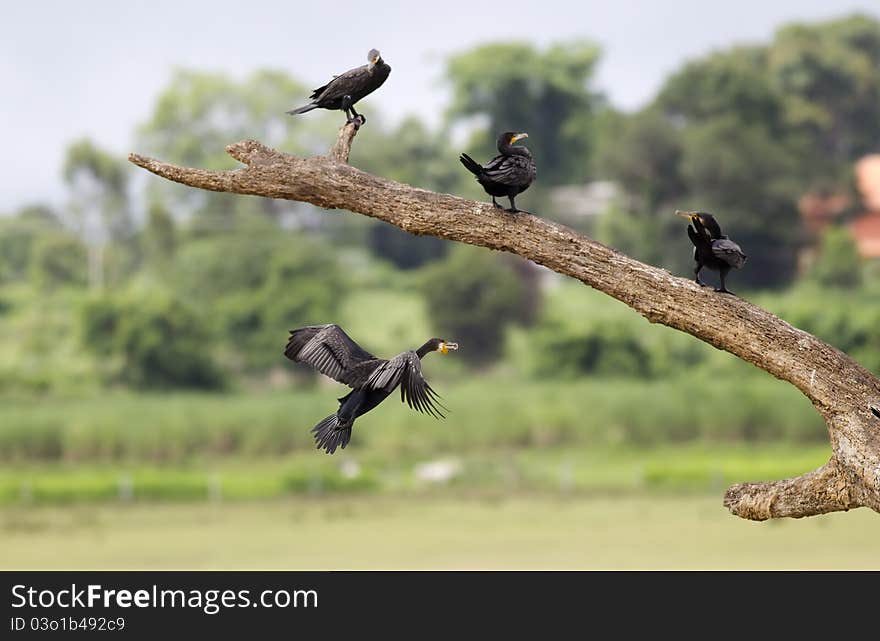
2, 0, 879, 211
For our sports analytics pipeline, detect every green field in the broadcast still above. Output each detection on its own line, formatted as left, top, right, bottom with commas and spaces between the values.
3, 496, 878, 570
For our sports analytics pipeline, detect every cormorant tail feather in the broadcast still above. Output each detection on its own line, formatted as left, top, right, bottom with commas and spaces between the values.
287, 103, 318, 115
310, 414, 352, 455
459, 153, 482, 176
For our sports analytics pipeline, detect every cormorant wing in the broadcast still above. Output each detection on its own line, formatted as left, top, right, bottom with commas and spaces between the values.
365, 351, 447, 419
711, 238, 747, 268
312, 64, 371, 102
481, 154, 531, 187
284, 324, 377, 387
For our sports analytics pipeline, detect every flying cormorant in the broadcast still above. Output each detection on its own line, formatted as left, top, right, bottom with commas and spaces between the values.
459, 132, 536, 212
676, 210, 747, 294
284, 324, 458, 454
286, 49, 391, 127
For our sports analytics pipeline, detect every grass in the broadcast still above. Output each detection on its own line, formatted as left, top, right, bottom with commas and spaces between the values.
2, 495, 878, 570
0, 373, 825, 463
0, 443, 832, 505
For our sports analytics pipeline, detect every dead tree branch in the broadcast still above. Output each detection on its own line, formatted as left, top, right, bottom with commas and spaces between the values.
129, 124, 880, 521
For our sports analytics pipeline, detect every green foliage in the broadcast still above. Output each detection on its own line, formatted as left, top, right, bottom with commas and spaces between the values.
764, 285, 880, 373
420, 247, 539, 364
0, 373, 825, 465
142, 201, 177, 270
351, 116, 466, 194
446, 40, 602, 186
29, 233, 88, 289
63, 138, 132, 242
519, 283, 710, 379
366, 222, 449, 270
529, 320, 652, 379
137, 68, 340, 232
808, 226, 863, 289
171, 231, 347, 369
770, 14, 880, 182
594, 108, 684, 213
598, 14, 880, 289
80, 291, 224, 389
0, 206, 61, 283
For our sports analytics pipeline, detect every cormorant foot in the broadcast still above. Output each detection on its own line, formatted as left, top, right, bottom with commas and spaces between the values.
695, 279, 707, 287
492, 200, 503, 209
505, 207, 520, 213
714, 287, 735, 295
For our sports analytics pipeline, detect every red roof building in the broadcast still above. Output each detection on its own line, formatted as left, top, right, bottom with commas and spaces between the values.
849, 155, 880, 259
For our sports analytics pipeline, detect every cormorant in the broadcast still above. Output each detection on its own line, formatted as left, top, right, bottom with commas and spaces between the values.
676, 210, 747, 294
459, 132, 536, 212
284, 324, 458, 454
286, 49, 391, 127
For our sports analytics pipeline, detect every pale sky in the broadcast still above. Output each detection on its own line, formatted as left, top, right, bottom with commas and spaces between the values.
2, 0, 878, 211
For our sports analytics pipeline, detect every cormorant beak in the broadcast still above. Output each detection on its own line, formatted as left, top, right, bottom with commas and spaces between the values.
370, 55, 380, 66
438, 341, 459, 354
675, 210, 698, 222
511, 133, 529, 144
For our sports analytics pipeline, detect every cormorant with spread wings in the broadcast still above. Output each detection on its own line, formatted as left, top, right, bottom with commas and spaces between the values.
676, 210, 748, 295
460, 131, 536, 212
284, 324, 458, 454
286, 49, 391, 127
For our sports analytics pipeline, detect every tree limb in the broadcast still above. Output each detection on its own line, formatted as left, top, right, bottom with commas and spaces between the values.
129, 124, 880, 521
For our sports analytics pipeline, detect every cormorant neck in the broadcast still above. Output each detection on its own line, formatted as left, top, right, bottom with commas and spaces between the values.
416, 341, 435, 359
499, 142, 530, 157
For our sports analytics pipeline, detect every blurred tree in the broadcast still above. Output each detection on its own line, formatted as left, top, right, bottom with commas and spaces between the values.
29, 232, 88, 289
81, 291, 224, 389
366, 222, 448, 270
141, 201, 177, 272
446, 40, 603, 187
0, 205, 62, 283
172, 231, 347, 370
351, 117, 462, 268
677, 115, 802, 288
529, 319, 653, 379
809, 226, 863, 289
658, 46, 786, 135
769, 14, 880, 185
596, 14, 880, 289
594, 108, 684, 215
420, 246, 538, 364
138, 68, 340, 234
63, 139, 132, 290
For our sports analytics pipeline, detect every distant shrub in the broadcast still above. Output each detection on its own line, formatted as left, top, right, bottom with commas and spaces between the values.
809, 226, 863, 289
29, 233, 88, 289
420, 246, 540, 364
81, 291, 225, 390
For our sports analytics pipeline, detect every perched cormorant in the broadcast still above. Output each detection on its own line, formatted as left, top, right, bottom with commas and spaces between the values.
284, 324, 458, 454
459, 132, 536, 212
286, 49, 391, 127
676, 210, 747, 294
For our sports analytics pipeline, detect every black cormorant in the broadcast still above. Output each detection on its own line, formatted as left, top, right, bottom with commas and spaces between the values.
284, 324, 458, 454
286, 49, 391, 127
459, 132, 536, 212
676, 210, 747, 294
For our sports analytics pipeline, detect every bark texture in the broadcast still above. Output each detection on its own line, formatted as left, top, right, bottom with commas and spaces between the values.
129, 123, 880, 521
